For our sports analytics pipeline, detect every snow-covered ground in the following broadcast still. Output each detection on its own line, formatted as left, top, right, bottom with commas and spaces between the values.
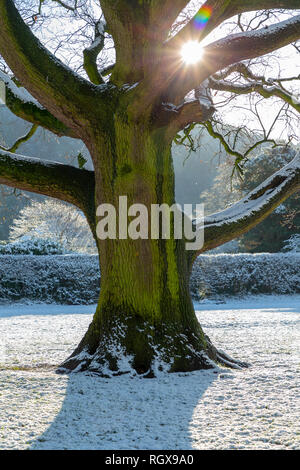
0, 295, 299, 450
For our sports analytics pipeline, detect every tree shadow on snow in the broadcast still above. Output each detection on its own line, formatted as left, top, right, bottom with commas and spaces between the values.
30, 368, 218, 450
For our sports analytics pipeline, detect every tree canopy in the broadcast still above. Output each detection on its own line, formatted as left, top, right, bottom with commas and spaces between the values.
0, 1, 299, 244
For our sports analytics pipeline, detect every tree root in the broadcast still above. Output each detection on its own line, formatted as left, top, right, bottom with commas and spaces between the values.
204, 334, 249, 370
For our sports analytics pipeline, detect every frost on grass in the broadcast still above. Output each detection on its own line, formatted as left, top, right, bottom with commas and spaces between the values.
0, 296, 299, 450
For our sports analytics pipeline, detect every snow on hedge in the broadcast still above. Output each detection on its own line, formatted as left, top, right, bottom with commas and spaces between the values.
0, 253, 299, 304
0, 255, 100, 304
191, 253, 300, 300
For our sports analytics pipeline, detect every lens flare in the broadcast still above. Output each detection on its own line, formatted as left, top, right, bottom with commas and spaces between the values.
181, 41, 204, 64
194, 5, 213, 30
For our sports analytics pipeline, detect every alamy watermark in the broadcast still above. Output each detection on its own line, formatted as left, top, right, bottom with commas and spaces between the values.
96, 196, 204, 251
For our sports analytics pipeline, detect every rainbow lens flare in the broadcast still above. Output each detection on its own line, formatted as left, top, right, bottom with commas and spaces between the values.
194, 5, 213, 30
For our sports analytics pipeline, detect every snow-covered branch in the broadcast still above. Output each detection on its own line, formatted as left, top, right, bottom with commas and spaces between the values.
0, 0, 109, 135
83, 19, 106, 85
171, 97, 215, 131
158, 83, 215, 134
0, 149, 96, 235
0, 71, 78, 138
167, 15, 300, 104
0, 124, 38, 153
209, 66, 300, 113
167, 0, 300, 50
191, 152, 300, 258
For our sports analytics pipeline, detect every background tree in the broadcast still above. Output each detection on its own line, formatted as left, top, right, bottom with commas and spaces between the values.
0, 0, 299, 376
9, 198, 96, 253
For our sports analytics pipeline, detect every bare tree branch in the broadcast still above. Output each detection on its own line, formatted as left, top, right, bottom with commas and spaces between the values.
165, 15, 300, 104
202, 120, 279, 175
0, 70, 79, 138
0, 124, 38, 153
167, 0, 300, 49
0, 0, 109, 135
209, 63, 300, 113
83, 19, 106, 85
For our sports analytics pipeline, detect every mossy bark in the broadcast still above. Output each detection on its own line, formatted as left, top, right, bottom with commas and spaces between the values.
60, 116, 222, 376
1, 0, 299, 378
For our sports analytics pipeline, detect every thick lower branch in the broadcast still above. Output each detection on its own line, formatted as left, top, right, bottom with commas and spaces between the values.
190, 152, 300, 260
0, 124, 38, 153
0, 70, 79, 139
0, 149, 96, 236
154, 99, 215, 136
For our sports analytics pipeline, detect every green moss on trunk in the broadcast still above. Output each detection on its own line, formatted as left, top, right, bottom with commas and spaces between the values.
60, 117, 219, 376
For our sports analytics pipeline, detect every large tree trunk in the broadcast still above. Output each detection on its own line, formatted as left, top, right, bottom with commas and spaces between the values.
60, 116, 245, 376
61, 236, 217, 376
0, 0, 299, 378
